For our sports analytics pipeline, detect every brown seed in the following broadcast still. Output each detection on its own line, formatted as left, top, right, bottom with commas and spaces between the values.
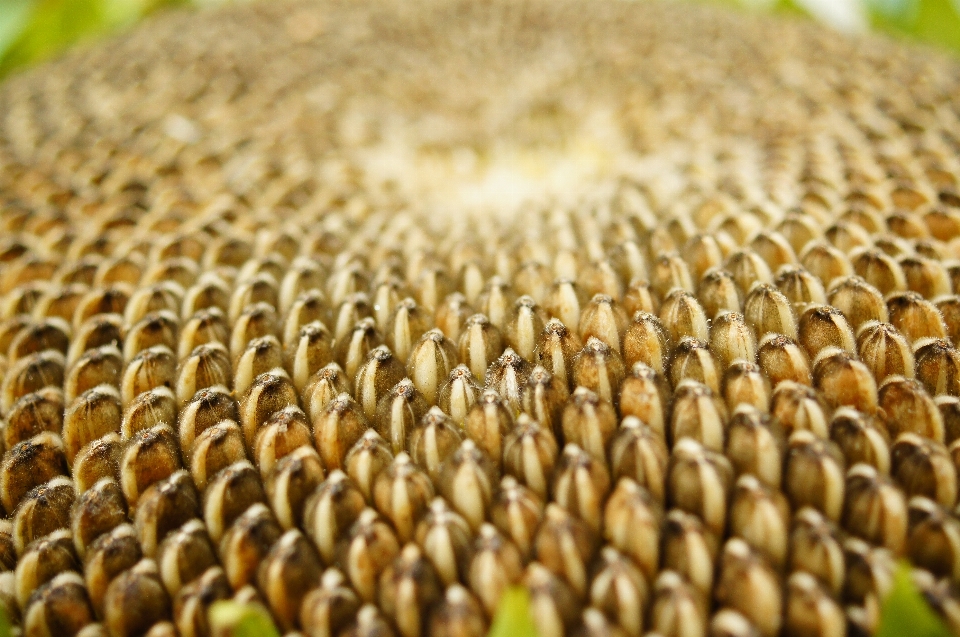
344, 429, 392, 503
336, 508, 401, 603
603, 478, 662, 581
228, 302, 279, 364
535, 318, 583, 391
938, 395, 960, 444
504, 296, 547, 360
573, 338, 626, 405
477, 279, 512, 331
552, 444, 610, 533
354, 345, 406, 421
797, 305, 855, 360
580, 294, 630, 353
332, 294, 374, 344
671, 379, 727, 452
887, 291, 947, 343
428, 584, 487, 637
172, 565, 231, 637
286, 320, 334, 392
812, 347, 878, 413
66, 314, 122, 368
176, 385, 236, 454
546, 279, 588, 332
156, 520, 218, 597
743, 283, 797, 340
697, 269, 742, 320
406, 329, 458, 405
650, 252, 694, 299
850, 248, 906, 295
667, 438, 734, 536
414, 497, 473, 586
622, 311, 672, 375
238, 369, 298, 449
435, 292, 474, 345
842, 537, 895, 606
725, 249, 774, 293
3, 387, 64, 449
828, 407, 891, 474
203, 461, 266, 542
648, 570, 707, 637
775, 265, 827, 310
877, 376, 944, 443
618, 363, 669, 439
233, 336, 285, 397
23, 571, 95, 637
334, 318, 382, 383
72, 433, 122, 494
890, 433, 957, 508
134, 470, 200, 557
252, 405, 311, 475
714, 539, 782, 637
658, 290, 709, 344
502, 414, 559, 498
303, 469, 366, 564
710, 312, 757, 371
258, 529, 323, 632
757, 334, 812, 386
15, 528, 80, 610
1, 350, 66, 415
789, 508, 845, 596
725, 404, 782, 489
71, 478, 128, 559
219, 503, 282, 590
438, 439, 496, 531
826, 276, 888, 331
770, 381, 828, 439
0, 432, 68, 512
856, 321, 914, 383
485, 348, 531, 414
683, 234, 725, 283
524, 561, 584, 636
661, 509, 717, 596
119, 424, 182, 507
385, 298, 433, 363
783, 572, 845, 637
729, 474, 790, 569
63, 385, 122, 465
489, 475, 544, 558
373, 452, 434, 543
842, 464, 907, 554
561, 386, 618, 460
906, 496, 960, 580
103, 558, 171, 637
936, 295, 960, 347
438, 365, 482, 427
378, 543, 443, 637
609, 416, 668, 504
188, 420, 247, 490
913, 337, 960, 396
670, 339, 721, 397
175, 343, 231, 405
123, 311, 179, 363
784, 431, 845, 522
299, 567, 362, 637
12, 476, 75, 555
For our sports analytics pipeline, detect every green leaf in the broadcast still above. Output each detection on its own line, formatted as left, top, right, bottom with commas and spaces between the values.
208, 600, 281, 637
488, 587, 539, 637
0, 0, 35, 60
876, 563, 952, 637
0, 602, 12, 637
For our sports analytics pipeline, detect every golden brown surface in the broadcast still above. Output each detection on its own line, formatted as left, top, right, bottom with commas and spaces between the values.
2, 0, 960, 635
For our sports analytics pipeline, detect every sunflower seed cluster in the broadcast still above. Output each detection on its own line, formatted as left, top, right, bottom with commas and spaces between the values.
2, 0, 960, 635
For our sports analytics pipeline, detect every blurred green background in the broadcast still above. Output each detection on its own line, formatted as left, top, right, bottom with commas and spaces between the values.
0, 0, 958, 80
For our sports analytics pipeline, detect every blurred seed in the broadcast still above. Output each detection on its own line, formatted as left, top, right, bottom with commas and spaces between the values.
299, 568, 362, 637
172, 565, 231, 637
609, 416, 668, 503
812, 348, 878, 412
580, 294, 629, 353
589, 547, 648, 637
743, 283, 797, 340
238, 369, 298, 449
784, 431, 845, 521
373, 452, 434, 543
303, 469, 365, 564
850, 248, 906, 295
524, 561, 584, 636
203, 460, 266, 542
84, 525, 143, 615
725, 249, 774, 293
72, 433, 121, 494
428, 584, 487, 637
561, 386, 617, 460
913, 337, 960, 396
907, 496, 960, 580
0, 432, 68, 512
659, 290, 709, 344
714, 539, 782, 637
406, 329, 457, 406
729, 475, 790, 568
938, 395, 960, 444
477, 277, 514, 331
258, 529, 323, 632
683, 234, 725, 282
877, 376, 944, 442
385, 298, 433, 363
219, 503, 282, 590
842, 464, 907, 554
887, 291, 947, 344
828, 408, 891, 475
546, 279, 588, 332
648, 571, 707, 637
122, 311, 178, 363
414, 497, 473, 586
770, 381, 828, 438
71, 478, 127, 558
438, 439, 496, 531
103, 558, 170, 637
504, 296, 547, 360
789, 507, 845, 596
15, 528, 79, 611
156, 519, 217, 597
435, 292, 474, 345
0, 521, 14, 571
468, 523, 524, 615
188, 419, 247, 490
1, 350, 66, 414
63, 385, 122, 465
490, 475, 544, 557
180, 276, 230, 322
23, 571, 95, 637
286, 321, 333, 392
134, 470, 199, 558
797, 305, 855, 360
698, 269, 742, 320
775, 265, 827, 310
228, 302, 279, 363
552, 444, 611, 533
603, 478, 662, 581
670, 380, 727, 453
502, 414, 559, 498
175, 343, 231, 405
234, 336, 286, 397
842, 537, 895, 605
535, 318, 583, 390
619, 363, 669, 439
355, 345, 406, 421
66, 315, 122, 368
725, 404, 782, 488
826, 276, 888, 330
783, 572, 845, 637
336, 508, 401, 603
661, 509, 717, 596
710, 609, 761, 637
253, 405, 311, 475
890, 433, 957, 508
177, 307, 230, 359
668, 438, 734, 536
3, 387, 64, 449
334, 318, 382, 383
342, 430, 391, 504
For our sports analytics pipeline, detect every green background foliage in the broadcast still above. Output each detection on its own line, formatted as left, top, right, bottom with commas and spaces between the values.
0, 0, 958, 81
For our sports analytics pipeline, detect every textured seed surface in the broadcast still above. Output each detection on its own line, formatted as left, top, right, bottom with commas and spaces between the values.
2, 0, 960, 634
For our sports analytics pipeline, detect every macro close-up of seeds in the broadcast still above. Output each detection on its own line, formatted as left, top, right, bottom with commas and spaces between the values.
3, 0, 960, 635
